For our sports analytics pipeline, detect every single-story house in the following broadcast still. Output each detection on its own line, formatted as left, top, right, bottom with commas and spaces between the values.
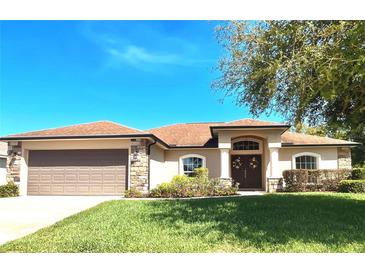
0, 119, 358, 196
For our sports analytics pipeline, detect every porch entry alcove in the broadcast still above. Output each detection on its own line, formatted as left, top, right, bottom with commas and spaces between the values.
231, 137, 263, 189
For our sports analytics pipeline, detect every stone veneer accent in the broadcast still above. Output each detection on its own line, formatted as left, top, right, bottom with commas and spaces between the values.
6, 141, 22, 183
338, 147, 352, 169
130, 139, 149, 192
267, 178, 284, 193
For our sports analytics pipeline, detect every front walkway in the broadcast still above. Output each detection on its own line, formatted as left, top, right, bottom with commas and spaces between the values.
0, 196, 116, 245
237, 190, 265, 196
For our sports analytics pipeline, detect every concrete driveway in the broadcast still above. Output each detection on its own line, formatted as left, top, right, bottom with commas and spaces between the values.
0, 196, 116, 245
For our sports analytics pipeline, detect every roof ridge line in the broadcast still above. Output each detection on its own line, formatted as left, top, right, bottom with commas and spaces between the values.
146, 121, 225, 131
105, 120, 143, 133
226, 118, 288, 125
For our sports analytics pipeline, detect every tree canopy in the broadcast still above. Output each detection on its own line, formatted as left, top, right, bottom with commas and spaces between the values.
214, 21, 365, 165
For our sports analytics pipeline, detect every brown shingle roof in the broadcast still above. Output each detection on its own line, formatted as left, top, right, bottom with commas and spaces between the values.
281, 131, 357, 146
148, 120, 356, 147
222, 118, 288, 127
4, 121, 144, 138
1, 119, 357, 147
148, 122, 223, 147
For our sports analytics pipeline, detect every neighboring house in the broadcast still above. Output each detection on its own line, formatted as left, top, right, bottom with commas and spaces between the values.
0, 119, 358, 196
0, 141, 8, 184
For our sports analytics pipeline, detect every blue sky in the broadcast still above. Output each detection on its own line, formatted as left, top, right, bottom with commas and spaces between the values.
0, 21, 282, 135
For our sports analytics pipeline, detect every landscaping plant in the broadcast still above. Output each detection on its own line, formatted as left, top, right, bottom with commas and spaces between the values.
351, 168, 365, 180
149, 168, 238, 198
283, 169, 351, 192
339, 180, 365, 193
0, 181, 19, 198
124, 188, 145, 198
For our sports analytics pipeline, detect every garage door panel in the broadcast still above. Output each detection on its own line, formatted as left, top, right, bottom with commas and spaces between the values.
28, 149, 128, 195
40, 174, 52, 181
51, 185, 65, 193
53, 175, 65, 183
90, 174, 103, 182
78, 174, 91, 182
28, 185, 39, 193
65, 174, 78, 182
103, 185, 117, 194
90, 185, 103, 193
39, 185, 51, 193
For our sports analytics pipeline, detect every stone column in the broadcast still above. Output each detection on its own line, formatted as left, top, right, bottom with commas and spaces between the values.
338, 147, 352, 169
129, 139, 149, 192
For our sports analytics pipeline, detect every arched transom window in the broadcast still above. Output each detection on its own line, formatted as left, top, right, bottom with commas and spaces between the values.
231, 138, 263, 154
293, 152, 320, 169
179, 154, 206, 176
233, 140, 260, 151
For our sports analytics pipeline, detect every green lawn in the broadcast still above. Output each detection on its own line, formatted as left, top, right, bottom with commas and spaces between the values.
1, 193, 365, 252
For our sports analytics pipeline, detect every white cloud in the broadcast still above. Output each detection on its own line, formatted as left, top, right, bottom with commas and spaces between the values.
80, 21, 216, 72
107, 45, 181, 67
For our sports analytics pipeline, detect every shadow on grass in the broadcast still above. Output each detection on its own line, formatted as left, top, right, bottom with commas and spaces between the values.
148, 194, 365, 251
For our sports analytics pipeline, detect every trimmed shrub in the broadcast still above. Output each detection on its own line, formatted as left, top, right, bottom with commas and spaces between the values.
149, 168, 238, 198
283, 169, 351, 192
282, 170, 308, 192
0, 183, 19, 198
351, 168, 365, 180
339, 180, 365, 193
124, 188, 145, 198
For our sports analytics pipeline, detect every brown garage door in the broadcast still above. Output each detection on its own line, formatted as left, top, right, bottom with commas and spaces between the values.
27, 149, 128, 196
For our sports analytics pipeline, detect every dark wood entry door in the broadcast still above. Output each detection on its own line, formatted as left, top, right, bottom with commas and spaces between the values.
231, 155, 262, 189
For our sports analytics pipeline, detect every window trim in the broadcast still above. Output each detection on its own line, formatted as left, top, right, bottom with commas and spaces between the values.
179, 154, 206, 175
231, 137, 263, 155
292, 152, 321, 169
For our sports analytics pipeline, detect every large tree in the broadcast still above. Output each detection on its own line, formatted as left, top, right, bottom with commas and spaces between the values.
214, 21, 365, 165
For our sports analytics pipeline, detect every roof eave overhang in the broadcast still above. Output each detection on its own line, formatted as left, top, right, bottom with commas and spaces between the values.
0, 134, 171, 149
282, 143, 360, 148
210, 125, 291, 138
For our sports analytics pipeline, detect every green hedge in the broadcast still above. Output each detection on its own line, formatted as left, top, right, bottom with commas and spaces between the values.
351, 168, 365, 180
149, 168, 238, 198
282, 169, 351, 192
0, 183, 19, 198
339, 180, 365, 193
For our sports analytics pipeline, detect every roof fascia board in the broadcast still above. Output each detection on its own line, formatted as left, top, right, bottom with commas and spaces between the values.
282, 143, 360, 147
210, 125, 291, 137
0, 134, 171, 149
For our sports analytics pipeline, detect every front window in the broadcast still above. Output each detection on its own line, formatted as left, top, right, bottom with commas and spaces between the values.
295, 155, 317, 169
233, 140, 259, 150
182, 157, 203, 176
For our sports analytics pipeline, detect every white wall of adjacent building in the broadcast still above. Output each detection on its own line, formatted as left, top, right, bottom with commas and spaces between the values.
0, 142, 8, 185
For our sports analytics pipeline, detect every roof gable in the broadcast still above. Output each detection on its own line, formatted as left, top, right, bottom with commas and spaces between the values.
148, 122, 222, 147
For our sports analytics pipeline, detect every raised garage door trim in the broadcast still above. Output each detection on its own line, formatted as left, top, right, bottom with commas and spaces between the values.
27, 149, 128, 195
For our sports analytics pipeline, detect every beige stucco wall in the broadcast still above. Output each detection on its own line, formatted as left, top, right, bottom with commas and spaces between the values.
149, 148, 221, 188
279, 147, 339, 176
149, 144, 166, 189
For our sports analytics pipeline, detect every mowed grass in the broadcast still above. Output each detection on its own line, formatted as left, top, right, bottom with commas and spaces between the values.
1, 193, 365, 252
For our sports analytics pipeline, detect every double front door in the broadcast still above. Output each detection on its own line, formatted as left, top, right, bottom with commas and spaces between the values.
231, 155, 262, 189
